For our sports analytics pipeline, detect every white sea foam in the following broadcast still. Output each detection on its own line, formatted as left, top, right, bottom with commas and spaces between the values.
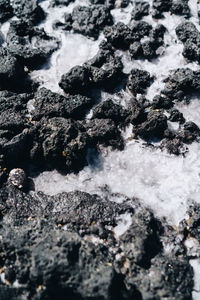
31, 0, 100, 93
34, 140, 200, 226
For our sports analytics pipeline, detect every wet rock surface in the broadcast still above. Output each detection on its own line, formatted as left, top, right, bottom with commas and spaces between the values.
0, 0, 200, 299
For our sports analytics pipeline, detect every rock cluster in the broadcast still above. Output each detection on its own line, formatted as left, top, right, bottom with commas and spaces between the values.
0, 0, 199, 299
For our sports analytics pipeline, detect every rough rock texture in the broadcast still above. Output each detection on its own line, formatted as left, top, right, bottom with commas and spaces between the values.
127, 69, 152, 95
183, 204, 200, 243
85, 118, 124, 150
0, 0, 13, 23
32, 88, 93, 120
31, 117, 89, 172
169, 109, 185, 124
132, 1, 150, 20
0, 1, 199, 298
133, 111, 168, 140
6, 20, 59, 69
129, 24, 166, 60
162, 68, 200, 100
10, 0, 45, 25
179, 121, 200, 144
90, 0, 129, 9
92, 99, 128, 124
0, 220, 125, 300
104, 21, 152, 50
59, 65, 90, 95
104, 22, 134, 49
152, 0, 172, 18
121, 210, 163, 268
70, 5, 113, 39
59, 49, 124, 94
0, 186, 194, 300
126, 97, 145, 125
170, 0, 190, 18
161, 137, 187, 155
0, 91, 31, 132
176, 22, 200, 63
0, 48, 25, 91
152, 94, 173, 109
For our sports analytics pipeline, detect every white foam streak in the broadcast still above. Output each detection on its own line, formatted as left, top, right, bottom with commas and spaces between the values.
31, 0, 100, 93
34, 140, 200, 226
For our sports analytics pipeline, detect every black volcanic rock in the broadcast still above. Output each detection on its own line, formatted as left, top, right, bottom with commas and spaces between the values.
127, 97, 145, 125
32, 88, 93, 120
33, 117, 89, 172
176, 22, 200, 63
59, 65, 90, 95
0, 220, 125, 300
59, 52, 124, 94
52, 0, 75, 6
135, 255, 193, 299
129, 24, 166, 60
104, 22, 133, 49
6, 20, 59, 69
170, 0, 190, 18
88, 56, 123, 90
0, 48, 25, 91
50, 190, 134, 227
70, 5, 113, 39
183, 204, 200, 243
152, 94, 174, 109
152, 0, 172, 18
133, 111, 168, 140
162, 68, 200, 99
121, 209, 163, 268
169, 109, 185, 124
104, 21, 152, 50
11, 0, 45, 25
0, 0, 13, 23
85, 118, 124, 150
0, 91, 31, 132
0, 183, 194, 300
179, 121, 200, 144
127, 69, 152, 95
132, 1, 150, 20
90, 0, 129, 8
161, 137, 186, 155
92, 99, 128, 124
129, 41, 143, 59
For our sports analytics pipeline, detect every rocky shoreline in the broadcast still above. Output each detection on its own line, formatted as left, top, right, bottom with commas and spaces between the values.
0, 0, 200, 299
